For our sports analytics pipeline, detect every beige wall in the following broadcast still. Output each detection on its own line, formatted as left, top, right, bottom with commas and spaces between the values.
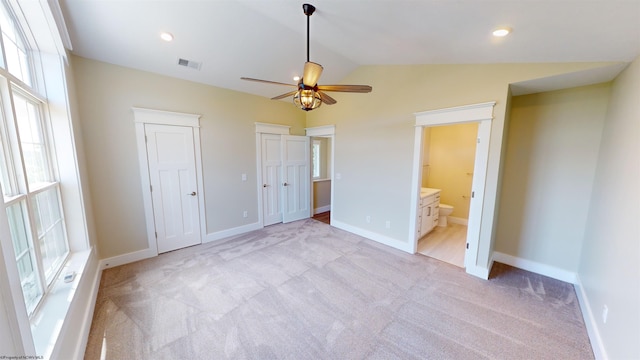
306, 62, 616, 269
578, 57, 640, 358
425, 123, 478, 219
495, 83, 610, 271
313, 180, 331, 211
72, 56, 305, 259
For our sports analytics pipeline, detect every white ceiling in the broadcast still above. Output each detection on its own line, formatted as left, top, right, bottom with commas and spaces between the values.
58, 0, 640, 98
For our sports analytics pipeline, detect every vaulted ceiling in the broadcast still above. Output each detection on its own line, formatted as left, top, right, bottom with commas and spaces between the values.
59, 0, 640, 98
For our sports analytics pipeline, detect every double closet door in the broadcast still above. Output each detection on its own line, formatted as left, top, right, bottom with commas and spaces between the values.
261, 134, 311, 226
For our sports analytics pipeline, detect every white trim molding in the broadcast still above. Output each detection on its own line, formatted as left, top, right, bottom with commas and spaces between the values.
255, 122, 291, 135
305, 125, 335, 137
333, 220, 413, 253
574, 275, 608, 360
492, 251, 578, 284
410, 101, 496, 280
414, 101, 496, 126
205, 222, 262, 243
132, 107, 205, 260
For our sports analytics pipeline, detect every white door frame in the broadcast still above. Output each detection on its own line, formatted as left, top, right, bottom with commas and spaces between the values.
409, 102, 495, 276
306, 125, 335, 224
133, 107, 205, 256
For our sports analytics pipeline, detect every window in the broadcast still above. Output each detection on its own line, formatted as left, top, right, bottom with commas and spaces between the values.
0, 4, 69, 316
312, 140, 321, 179
0, 3, 31, 86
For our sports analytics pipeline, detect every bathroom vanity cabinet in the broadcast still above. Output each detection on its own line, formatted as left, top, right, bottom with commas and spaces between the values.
417, 188, 440, 238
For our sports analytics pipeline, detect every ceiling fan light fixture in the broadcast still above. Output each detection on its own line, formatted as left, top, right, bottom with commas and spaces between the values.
293, 89, 322, 111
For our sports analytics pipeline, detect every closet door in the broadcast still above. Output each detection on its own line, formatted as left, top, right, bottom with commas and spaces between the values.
281, 135, 311, 223
261, 134, 283, 226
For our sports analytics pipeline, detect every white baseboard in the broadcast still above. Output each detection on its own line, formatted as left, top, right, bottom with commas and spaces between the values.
72, 251, 102, 360
314, 205, 331, 214
574, 275, 608, 360
331, 220, 413, 253
492, 251, 577, 284
98, 247, 156, 269
448, 216, 468, 225
205, 222, 262, 243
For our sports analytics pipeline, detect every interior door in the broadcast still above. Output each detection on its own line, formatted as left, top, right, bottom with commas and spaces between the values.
145, 124, 201, 253
261, 134, 283, 226
281, 135, 311, 223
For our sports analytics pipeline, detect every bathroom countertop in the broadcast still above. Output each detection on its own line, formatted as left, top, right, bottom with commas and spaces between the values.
420, 187, 441, 198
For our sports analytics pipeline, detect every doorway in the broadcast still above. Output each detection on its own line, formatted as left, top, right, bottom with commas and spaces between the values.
133, 107, 206, 255
306, 125, 335, 225
410, 102, 495, 274
417, 123, 479, 267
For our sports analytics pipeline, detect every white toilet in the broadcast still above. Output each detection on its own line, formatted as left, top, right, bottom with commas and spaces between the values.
438, 204, 454, 227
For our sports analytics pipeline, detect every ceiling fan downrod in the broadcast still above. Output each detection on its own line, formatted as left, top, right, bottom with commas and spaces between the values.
303, 4, 315, 63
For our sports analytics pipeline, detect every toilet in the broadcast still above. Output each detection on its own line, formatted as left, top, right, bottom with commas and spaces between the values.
438, 204, 454, 227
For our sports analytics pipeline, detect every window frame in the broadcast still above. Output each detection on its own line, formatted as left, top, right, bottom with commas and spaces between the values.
0, 1, 70, 318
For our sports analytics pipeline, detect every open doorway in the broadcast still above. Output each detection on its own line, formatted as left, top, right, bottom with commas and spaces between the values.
306, 126, 335, 225
417, 123, 478, 267
409, 102, 495, 275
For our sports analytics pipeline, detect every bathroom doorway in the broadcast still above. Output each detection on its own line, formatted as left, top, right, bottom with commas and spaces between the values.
409, 102, 495, 276
417, 123, 478, 267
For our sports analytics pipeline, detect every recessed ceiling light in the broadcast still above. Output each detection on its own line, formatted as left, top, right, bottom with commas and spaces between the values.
492, 28, 511, 37
293, 76, 301, 81
160, 32, 174, 42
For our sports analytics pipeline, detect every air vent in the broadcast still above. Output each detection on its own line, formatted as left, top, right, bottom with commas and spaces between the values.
177, 58, 201, 70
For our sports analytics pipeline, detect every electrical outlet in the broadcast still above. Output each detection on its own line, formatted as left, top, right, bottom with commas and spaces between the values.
385, 221, 391, 229
243, 211, 248, 218
602, 305, 608, 323
366, 216, 371, 223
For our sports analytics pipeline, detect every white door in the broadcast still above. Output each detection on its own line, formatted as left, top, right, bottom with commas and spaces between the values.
281, 135, 311, 223
464, 120, 491, 268
145, 124, 201, 253
261, 134, 283, 226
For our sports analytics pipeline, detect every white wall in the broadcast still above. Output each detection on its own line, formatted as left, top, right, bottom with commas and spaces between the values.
495, 83, 610, 271
578, 57, 640, 359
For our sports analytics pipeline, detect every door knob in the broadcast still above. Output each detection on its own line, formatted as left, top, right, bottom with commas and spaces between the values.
263, 184, 270, 188
283, 182, 289, 186
187, 192, 196, 196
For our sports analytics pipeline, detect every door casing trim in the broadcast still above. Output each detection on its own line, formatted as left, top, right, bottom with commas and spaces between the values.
133, 107, 205, 256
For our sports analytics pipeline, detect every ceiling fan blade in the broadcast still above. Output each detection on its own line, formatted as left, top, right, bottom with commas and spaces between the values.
302, 62, 323, 87
318, 91, 337, 105
271, 90, 298, 100
241, 77, 296, 87
317, 84, 373, 93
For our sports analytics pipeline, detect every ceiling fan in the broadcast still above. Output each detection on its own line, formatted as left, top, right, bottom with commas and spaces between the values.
241, 3, 372, 111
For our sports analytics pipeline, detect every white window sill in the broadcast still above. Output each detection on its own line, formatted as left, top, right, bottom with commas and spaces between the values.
313, 178, 331, 182
30, 248, 92, 358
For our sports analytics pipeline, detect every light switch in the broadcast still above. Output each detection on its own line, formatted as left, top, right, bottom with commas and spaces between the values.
241, 173, 247, 181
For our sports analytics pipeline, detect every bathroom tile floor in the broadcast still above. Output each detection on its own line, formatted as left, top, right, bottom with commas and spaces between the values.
417, 223, 467, 267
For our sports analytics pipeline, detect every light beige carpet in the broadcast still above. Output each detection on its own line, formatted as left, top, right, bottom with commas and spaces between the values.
85, 219, 593, 359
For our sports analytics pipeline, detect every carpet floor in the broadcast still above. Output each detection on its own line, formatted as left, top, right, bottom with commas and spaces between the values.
84, 219, 593, 359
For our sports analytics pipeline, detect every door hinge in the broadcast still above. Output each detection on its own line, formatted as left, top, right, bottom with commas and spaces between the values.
477, 138, 480, 144
471, 191, 475, 198
150, 185, 153, 192
155, 231, 157, 239
466, 243, 469, 249
145, 135, 148, 143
